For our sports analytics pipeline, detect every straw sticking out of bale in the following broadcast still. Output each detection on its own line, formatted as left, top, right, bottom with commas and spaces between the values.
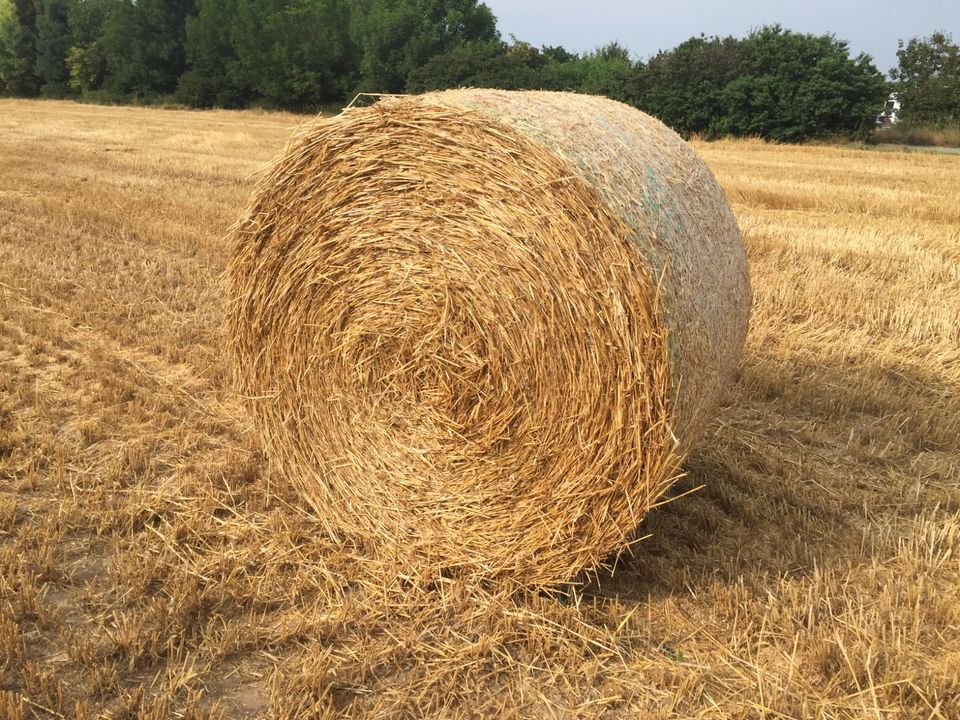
226, 90, 751, 585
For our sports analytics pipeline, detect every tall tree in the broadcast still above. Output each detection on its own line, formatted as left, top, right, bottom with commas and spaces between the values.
64, 0, 112, 94
570, 43, 634, 102
0, 0, 40, 96
633, 26, 885, 141
541, 44, 576, 64
406, 38, 545, 93
632, 35, 744, 135
34, 0, 72, 96
99, 0, 195, 97
177, 0, 242, 107
227, 0, 358, 109
717, 26, 886, 141
891, 31, 960, 125
68, 0, 111, 45
352, 0, 497, 92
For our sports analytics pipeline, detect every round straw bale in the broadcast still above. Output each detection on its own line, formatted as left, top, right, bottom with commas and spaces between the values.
226, 90, 750, 585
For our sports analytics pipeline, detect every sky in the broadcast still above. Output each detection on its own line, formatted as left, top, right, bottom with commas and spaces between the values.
482, 0, 960, 77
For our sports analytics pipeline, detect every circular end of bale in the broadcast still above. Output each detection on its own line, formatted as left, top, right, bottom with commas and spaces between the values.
226, 91, 749, 585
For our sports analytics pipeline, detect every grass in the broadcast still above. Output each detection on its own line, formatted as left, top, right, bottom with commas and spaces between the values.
1, 99, 959, 719
873, 123, 960, 148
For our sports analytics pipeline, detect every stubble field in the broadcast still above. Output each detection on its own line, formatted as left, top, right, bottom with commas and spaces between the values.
1, 99, 958, 719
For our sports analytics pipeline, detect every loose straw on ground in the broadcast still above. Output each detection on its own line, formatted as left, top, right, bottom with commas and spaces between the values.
226, 90, 751, 586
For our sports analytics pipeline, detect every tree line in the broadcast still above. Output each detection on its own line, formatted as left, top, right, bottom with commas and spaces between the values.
1, 0, 957, 142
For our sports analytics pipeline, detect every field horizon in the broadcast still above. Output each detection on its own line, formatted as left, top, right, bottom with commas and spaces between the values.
1, 98, 958, 719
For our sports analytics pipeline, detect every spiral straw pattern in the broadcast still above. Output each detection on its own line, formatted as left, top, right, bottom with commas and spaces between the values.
226, 90, 750, 584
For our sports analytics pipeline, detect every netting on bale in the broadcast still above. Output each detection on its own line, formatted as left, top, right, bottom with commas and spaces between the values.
226, 90, 751, 586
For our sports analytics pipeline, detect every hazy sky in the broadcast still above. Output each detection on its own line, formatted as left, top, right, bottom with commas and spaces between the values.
483, 0, 959, 76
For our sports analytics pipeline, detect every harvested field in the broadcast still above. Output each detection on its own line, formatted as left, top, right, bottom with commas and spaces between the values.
1, 99, 959, 719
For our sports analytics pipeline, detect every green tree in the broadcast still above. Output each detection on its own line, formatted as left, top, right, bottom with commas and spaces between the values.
406, 35, 634, 100
0, 0, 21, 94
68, 0, 111, 46
564, 43, 634, 102
406, 38, 548, 93
177, 0, 242, 107
407, 39, 498, 91
66, 41, 104, 92
227, 0, 357, 109
34, 0, 72, 96
632, 34, 744, 135
541, 44, 576, 64
717, 26, 885, 141
592, 40, 630, 63
634, 27, 885, 141
0, 0, 41, 96
64, 0, 111, 94
352, 0, 497, 92
99, 0, 195, 97
891, 31, 960, 125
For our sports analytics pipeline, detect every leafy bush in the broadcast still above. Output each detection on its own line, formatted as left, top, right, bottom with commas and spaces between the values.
634, 27, 886, 141
66, 42, 105, 93
873, 123, 960, 148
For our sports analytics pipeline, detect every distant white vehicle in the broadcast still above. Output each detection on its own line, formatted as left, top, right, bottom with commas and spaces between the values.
876, 93, 901, 126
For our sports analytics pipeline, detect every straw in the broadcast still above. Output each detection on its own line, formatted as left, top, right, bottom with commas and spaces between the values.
225, 90, 751, 586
